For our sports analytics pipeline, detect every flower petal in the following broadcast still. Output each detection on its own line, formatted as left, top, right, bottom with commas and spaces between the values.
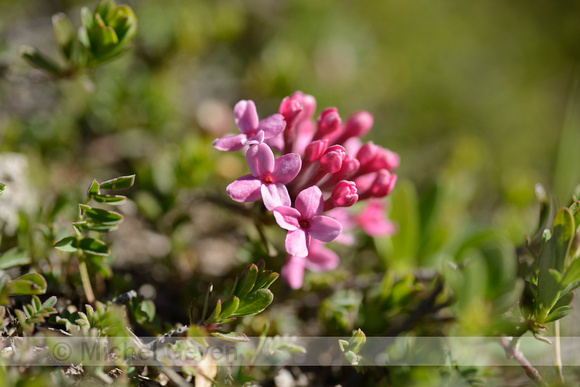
213, 134, 247, 152
261, 183, 291, 211
308, 215, 342, 242
282, 255, 306, 289
258, 113, 286, 139
295, 186, 324, 220
272, 153, 302, 184
273, 206, 301, 231
285, 229, 310, 258
234, 100, 259, 135
246, 143, 275, 177
305, 241, 339, 272
226, 175, 262, 202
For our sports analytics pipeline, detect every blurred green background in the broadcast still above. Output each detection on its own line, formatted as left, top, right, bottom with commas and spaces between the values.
3, 0, 580, 206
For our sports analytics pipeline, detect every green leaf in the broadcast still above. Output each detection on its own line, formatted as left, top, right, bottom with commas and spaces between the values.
78, 238, 110, 256
100, 175, 135, 190
54, 237, 78, 252
80, 205, 123, 224
254, 271, 279, 290
89, 23, 119, 58
233, 264, 258, 299
95, 0, 116, 21
5, 273, 47, 295
92, 194, 126, 205
81, 7, 94, 31
106, 6, 137, 42
0, 183, 5, 195
382, 179, 420, 271
52, 13, 74, 60
552, 292, 574, 311
204, 300, 221, 324
562, 257, 580, 287
18, 46, 62, 75
553, 207, 575, 272
73, 221, 119, 232
0, 248, 31, 269
231, 289, 274, 317
544, 306, 573, 323
211, 331, 249, 342
87, 179, 100, 197
219, 296, 240, 319
42, 296, 58, 309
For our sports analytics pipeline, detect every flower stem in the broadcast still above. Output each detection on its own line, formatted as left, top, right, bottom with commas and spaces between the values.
500, 337, 548, 387
79, 257, 95, 304
555, 320, 564, 383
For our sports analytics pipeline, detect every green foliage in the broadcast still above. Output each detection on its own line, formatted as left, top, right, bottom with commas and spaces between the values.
15, 295, 58, 334
19, 0, 137, 78
198, 260, 279, 342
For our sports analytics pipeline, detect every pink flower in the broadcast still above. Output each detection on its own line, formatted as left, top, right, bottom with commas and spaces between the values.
282, 240, 340, 289
226, 143, 301, 210
273, 186, 342, 257
213, 100, 286, 151
357, 201, 396, 236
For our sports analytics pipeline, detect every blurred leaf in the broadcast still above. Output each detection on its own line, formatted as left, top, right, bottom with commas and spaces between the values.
52, 13, 74, 60
19, 46, 62, 75
544, 306, 573, 323
81, 7, 94, 31
232, 289, 274, 317
5, 273, 47, 295
107, 6, 137, 42
95, 0, 116, 21
386, 180, 420, 270
562, 258, 580, 287
553, 207, 574, 272
211, 331, 249, 342
100, 175, 135, 190
0, 249, 31, 269
0, 183, 5, 195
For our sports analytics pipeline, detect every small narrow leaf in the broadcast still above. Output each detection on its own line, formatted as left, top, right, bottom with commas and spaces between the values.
52, 13, 74, 59
552, 207, 575, 272
233, 264, 258, 299
42, 296, 58, 309
211, 331, 249, 342
231, 289, 274, 317
544, 306, 573, 323
92, 194, 126, 205
19, 46, 62, 75
80, 205, 123, 224
562, 258, 580, 287
100, 175, 135, 190
87, 180, 100, 197
204, 300, 221, 324
254, 271, 279, 290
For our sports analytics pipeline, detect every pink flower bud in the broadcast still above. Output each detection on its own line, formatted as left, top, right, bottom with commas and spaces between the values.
335, 111, 374, 144
314, 108, 342, 141
320, 145, 346, 173
293, 91, 316, 120
325, 180, 358, 210
279, 97, 303, 127
369, 170, 397, 198
304, 139, 329, 162
356, 142, 380, 168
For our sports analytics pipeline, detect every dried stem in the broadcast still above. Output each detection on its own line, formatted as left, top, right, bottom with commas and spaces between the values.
500, 336, 548, 387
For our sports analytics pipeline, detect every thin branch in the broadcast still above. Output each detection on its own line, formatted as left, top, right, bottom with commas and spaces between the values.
500, 336, 548, 387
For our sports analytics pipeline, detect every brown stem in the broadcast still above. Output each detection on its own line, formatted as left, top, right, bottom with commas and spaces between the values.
500, 337, 548, 387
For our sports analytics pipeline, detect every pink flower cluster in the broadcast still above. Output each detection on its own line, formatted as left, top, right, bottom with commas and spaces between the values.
213, 92, 398, 288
